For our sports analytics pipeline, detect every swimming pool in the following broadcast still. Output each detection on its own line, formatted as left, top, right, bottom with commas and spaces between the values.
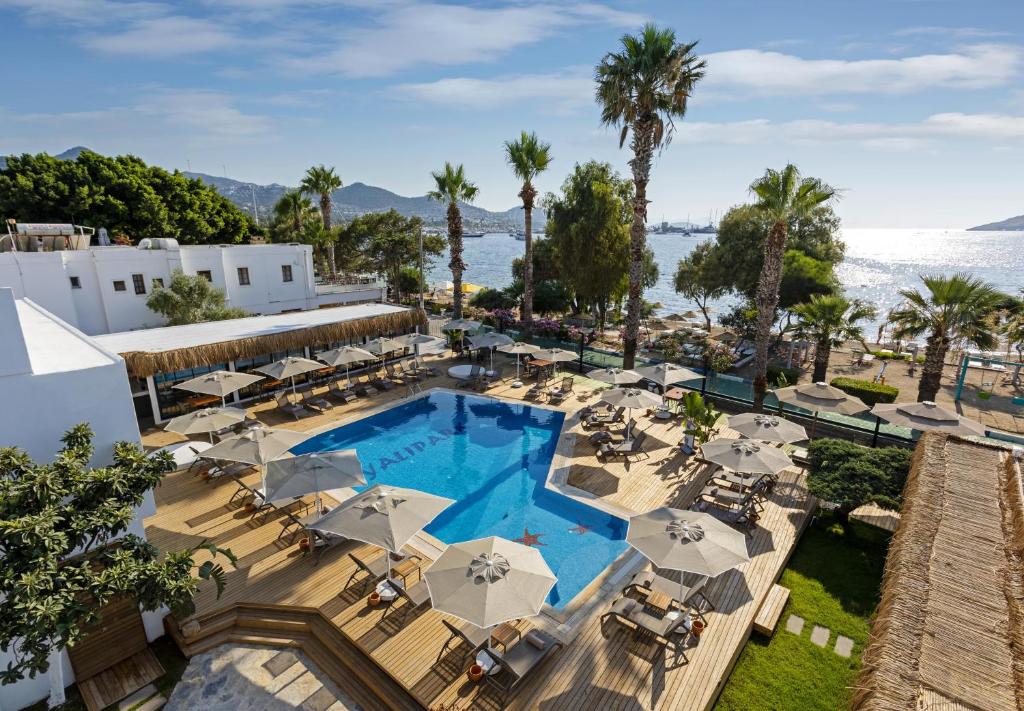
293, 390, 629, 609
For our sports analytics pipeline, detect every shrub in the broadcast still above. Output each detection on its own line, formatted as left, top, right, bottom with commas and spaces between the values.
767, 365, 802, 387
830, 377, 898, 405
469, 287, 517, 311
807, 438, 912, 517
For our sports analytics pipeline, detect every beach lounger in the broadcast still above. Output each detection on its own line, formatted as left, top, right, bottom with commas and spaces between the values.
622, 571, 713, 613
699, 479, 766, 511
398, 359, 422, 381
274, 391, 308, 420
547, 375, 575, 404
583, 405, 625, 429
344, 552, 390, 591
600, 598, 693, 656
327, 379, 357, 403
382, 576, 431, 622
412, 357, 439, 377
353, 375, 379, 397
438, 619, 490, 666
598, 431, 648, 461
697, 500, 760, 533
203, 458, 253, 481
384, 363, 410, 385
481, 630, 562, 702
589, 418, 637, 445
300, 390, 333, 413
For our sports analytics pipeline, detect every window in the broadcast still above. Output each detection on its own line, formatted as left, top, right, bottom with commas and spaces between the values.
197, 270, 212, 282
132, 273, 146, 295
112, 280, 126, 292
152, 277, 164, 289
281, 264, 293, 283
237, 267, 250, 286
69, 276, 81, 289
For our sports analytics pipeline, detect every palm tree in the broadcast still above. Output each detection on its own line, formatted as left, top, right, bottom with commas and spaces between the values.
595, 24, 706, 369
427, 163, 478, 319
793, 294, 877, 383
273, 190, 313, 239
889, 273, 1003, 402
749, 164, 837, 411
300, 165, 342, 276
504, 131, 552, 331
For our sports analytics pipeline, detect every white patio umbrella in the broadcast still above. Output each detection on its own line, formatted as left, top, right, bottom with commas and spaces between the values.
311, 484, 455, 579
870, 400, 986, 436
727, 413, 807, 444
424, 536, 556, 651
634, 362, 702, 390
627, 507, 750, 612
264, 450, 366, 515
363, 336, 405, 356
497, 341, 540, 386
164, 406, 246, 443
442, 319, 482, 352
316, 346, 375, 387
173, 369, 265, 407
532, 347, 577, 376
773, 381, 868, 437
255, 356, 325, 395
201, 427, 310, 467
600, 387, 663, 439
700, 438, 793, 477
468, 332, 514, 371
588, 367, 643, 386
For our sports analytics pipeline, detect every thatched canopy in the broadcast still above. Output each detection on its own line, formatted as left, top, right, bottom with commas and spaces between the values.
852, 433, 1024, 711
102, 306, 426, 377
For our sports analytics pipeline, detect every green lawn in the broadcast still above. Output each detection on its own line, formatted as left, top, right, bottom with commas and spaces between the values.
714, 513, 891, 711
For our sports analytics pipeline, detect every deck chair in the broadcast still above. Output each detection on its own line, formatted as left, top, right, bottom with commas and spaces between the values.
600, 598, 692, 656
353, 374, 379, 397
547, 375, 575, 403
202, 458, 253, 482
382, 576, 431, 623
525, 373, 549, 399
699, 478, 766, 511
438, 619, 490, 666
622, 571, 714, 613
327, 379, 357, 403
481, 630, 562, 702
274, 391, 308, 420
384, 363, 410, 385
412, 357, 439, 377
589, 418, 637, 445
695, 499, 760, 534
398, 359, 421, 381
344, 552, 389, 591
598, 431, 648, 461
583, 406, 625, 430
300, 390, 333, 413
370, 367, 395, 391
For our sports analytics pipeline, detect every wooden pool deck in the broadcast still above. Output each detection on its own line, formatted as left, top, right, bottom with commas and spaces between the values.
144, 357, 816, 710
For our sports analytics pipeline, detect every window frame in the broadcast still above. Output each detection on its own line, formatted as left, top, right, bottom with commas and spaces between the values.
69, 276, 82, 289
131, 273, 146, 295
112, 279, 127, 292
152, 277, 164, 289
237, 267, 251, 286
281, 264, 293, 283
196, 270, 213, 282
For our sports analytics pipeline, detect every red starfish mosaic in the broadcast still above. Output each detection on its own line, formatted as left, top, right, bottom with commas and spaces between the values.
568, 522, 590, 535
514, 528, 546, 547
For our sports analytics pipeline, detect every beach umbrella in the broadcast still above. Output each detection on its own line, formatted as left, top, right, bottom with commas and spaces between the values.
870, 400, 986, 436
468, 332, 513, 371
681, 310, 699, 320
532, 347, 577, 376
173, 369, 265, 407
727, 413, 807, 444
773, 381, 868, 437
164, 406, 246, 443
588, 367, 643, 386
635, 362, 702, 390
264, 450, 366, 515
201, 427, 309, 467
255, 356, 325, 395
498, 341, 540, 385
363, 336, 405, 356
599, 387, 662, 438
442, 319, 482, 352
316, 345, 374, 386
627, 508, 749, 608
425, 536, 556, 651
701, 438, 793, 477
311, 484, 454, 578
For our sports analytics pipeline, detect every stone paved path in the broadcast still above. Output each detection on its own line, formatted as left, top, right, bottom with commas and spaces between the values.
784, 614, 856, 659
165, 644, 363, 711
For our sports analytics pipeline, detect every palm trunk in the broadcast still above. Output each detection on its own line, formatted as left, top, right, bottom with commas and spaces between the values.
447, 202, 465, 319
811, 336, 831, 382
320, 195, 337, 277
623, 119, 655, 370
752, 221, 788, 411
918, 333, 949, 402
520, 182, 536, 333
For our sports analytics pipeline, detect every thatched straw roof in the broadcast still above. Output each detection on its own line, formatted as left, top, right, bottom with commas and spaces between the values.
852, 433, 1024, 711
96, 305, 426, 377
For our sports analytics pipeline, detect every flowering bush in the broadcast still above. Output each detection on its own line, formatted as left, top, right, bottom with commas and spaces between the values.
490, 308, 517, 330
705, 342, 737, 373
528, 318, 562, 337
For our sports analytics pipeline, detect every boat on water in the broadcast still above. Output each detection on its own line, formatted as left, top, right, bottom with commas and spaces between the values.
512, 228, 526, 241
463, 232, 485, 238
691, 224, 716, 234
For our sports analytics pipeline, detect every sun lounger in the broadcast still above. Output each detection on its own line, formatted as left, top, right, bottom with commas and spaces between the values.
589, 418, 637, 445
699, 478, 766, 511
300, 390, 333, 412
547, 375, 575, 404
344, 552, 390, 591
370, 370, 395, 390
438, 619, 490, 666
583, 406, 625, 430
598, 431, 648, 460
600, 598, 693, 656
382, 576, 431, 622
622, 571, 713, 613
412, 357, 439, 377
384, 363, 410, 385
327, 379, 357, 403
700, 499, 759, 533
353, 375, 379, 397
398, 359, 421, 381
202, 458, 253, 481
274, 391, 308, 420
481, 630, 562, 702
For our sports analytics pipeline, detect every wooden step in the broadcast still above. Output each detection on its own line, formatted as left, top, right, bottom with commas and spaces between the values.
753, 583, 790, 635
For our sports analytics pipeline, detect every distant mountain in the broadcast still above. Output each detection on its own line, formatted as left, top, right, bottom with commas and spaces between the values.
968, 214, 1024, 231
0, 146, 543, 229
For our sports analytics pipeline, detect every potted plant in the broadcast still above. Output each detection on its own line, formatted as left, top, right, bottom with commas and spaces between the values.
691, 618, 706, 636
468, 663, 485, 682
368, 591, 382, 606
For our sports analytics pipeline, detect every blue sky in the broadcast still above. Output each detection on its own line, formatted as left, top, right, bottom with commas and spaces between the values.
1, 0, 1022, 227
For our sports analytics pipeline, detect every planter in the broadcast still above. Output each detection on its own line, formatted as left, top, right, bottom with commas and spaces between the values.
468, 664, 485, 682
691, 619, 706, 637
298, 537, 311, 552
368, 592, 382, 606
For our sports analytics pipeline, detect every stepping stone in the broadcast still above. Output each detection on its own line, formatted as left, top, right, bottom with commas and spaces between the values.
810, 625, 830, 647
263, 650, 299, 677
785, 614, 805, 635
119, 684, 158, 710
835, 635, 854, 658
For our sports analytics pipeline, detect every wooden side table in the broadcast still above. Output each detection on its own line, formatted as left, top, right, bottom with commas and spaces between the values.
644, 590, 672, 616
490, 622, 521, 652
392, 557, 421, 585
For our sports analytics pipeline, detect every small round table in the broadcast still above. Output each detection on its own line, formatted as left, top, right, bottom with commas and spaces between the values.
447, 365, 496, 380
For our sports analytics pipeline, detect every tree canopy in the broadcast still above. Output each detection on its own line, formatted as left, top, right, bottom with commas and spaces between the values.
146, 270, 248, 325
340, 210, 443, 302
0, 150, 254, 244
806, 438, 912, 519
0, 425, 235, 683
673, 239, 728, 330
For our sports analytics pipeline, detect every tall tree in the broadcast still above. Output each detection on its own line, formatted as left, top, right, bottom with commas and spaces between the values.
427, 163, 478, 319
749, 164, 837, 411
889, 274, 1003, 402
300, 165, 342, 277
793, 294, 876, 382
146, 270, 247, 325
0, 425, 235, 683
504, 131, 553, 330
272, 190, 314, 240
674, 240, 728, 331
595, 24, 706, 368
348, 210, 443, 303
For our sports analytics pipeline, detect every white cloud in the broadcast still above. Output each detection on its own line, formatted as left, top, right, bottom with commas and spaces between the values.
85, 16, 239, 56
394, 69, 593, 112
703, 44, 1022, 96
284, 2, 643, 76
893, 26, 1009, 38
0, 0, 166, 25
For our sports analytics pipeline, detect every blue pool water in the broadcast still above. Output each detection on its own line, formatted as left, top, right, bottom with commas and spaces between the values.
293, 391, 629, 608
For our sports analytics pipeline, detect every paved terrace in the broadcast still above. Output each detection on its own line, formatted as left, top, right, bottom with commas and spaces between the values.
143, 355, 816, 710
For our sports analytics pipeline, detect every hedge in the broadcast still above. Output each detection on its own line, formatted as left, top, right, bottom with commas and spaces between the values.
829, 377, 898, 406
869, 350, 925, 363
807, 438, 912, 512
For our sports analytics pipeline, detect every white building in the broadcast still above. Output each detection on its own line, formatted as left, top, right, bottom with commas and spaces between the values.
0, 288, 163, 710
0, 240, 385, 335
